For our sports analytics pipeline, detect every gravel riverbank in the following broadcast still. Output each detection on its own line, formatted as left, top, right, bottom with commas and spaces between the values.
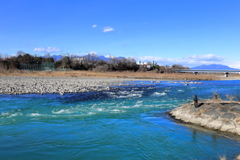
0, 76, 132, 95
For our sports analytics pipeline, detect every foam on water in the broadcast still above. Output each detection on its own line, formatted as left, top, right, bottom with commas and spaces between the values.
96, 108, 104, 111
28, 113, 43, 116
111, 109, 122, 113
88, 112, 96, 115
52, 108, 74, 114
0, 111, 23, 118
105, 90, 144, 99
152, 92, 167, 96
1, 80, 240, 160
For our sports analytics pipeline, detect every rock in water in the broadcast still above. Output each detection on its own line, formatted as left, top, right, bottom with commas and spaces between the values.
169, 100, 240, 136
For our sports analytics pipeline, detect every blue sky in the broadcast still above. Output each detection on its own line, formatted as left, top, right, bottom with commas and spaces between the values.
1, 0, 240, 68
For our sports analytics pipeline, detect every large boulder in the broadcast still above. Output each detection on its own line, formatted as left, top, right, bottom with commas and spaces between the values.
169, 100, 240, 136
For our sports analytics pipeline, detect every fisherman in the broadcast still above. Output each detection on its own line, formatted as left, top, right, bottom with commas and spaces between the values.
193, 95, 198, 108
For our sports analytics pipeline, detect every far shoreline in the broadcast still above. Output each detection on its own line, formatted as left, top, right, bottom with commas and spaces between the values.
1, 70, 240, 81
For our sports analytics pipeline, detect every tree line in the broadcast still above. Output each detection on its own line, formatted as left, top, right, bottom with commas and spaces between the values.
0, 51, 189, 72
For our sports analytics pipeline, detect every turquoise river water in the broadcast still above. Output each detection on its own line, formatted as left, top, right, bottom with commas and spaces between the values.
0, 80, 240, 160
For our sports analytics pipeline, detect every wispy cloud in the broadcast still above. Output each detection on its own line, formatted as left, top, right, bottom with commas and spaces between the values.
135, 54, 240, 68
184, 54, 224, 62
92, 25, 97, 28
228, 61, 240, 69
33, 47, 61, 53
103, 26, 114, 32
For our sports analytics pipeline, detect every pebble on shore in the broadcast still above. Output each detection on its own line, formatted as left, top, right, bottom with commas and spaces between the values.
0, 76, 130, 95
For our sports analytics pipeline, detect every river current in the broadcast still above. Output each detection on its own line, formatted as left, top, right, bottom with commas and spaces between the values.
0, 80, 240, 160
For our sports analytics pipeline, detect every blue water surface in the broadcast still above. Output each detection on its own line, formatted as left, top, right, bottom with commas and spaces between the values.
0, 80, 240, 160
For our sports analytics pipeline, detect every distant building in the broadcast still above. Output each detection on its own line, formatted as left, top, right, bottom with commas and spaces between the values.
137, 61, 156, 69
72, 57, 85, 63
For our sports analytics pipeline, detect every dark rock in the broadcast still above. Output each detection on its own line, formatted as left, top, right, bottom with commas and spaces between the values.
221, 113, 236, 119
219, 108, 229, 112
230, 107, 240, 113
204, 110, 220, 117
232, 105, 240, 108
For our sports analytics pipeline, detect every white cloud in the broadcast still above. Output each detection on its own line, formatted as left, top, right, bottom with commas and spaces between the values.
92, 25, 97, 28
134, 54, 240, 68
184, 54, 224, 62
33, 47, 61, 53
103, 26, 114, 32
226, 62, 240, 69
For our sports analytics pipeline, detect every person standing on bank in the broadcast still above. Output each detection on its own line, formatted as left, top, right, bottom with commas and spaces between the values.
193, 95, 198, 108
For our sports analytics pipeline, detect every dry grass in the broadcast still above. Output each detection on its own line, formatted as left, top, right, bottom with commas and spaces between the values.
0, 70, 235, 80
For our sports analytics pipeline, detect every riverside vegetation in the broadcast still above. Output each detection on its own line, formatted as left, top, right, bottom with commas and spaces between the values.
2, 52, 240, 81
0, 51, 188, 72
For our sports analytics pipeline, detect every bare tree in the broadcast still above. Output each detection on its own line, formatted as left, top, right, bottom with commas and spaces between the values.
17, 51, 25, 56
164, 65, 174, 73
212, 91, 221, 101
226, 94, 235, 101
45, 53, 51, 58
172, 64, 189, 70
84, 53, 99, 70
4, 53, 9, 59
110, 56, 120, 64
62, 56, 71, 69
85, 53, 99, 62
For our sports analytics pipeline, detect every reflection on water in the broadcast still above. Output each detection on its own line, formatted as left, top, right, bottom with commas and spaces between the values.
0, 80, 240, 159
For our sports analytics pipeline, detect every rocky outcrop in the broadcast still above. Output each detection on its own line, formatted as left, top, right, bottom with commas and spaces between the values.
169, 100, 240, 136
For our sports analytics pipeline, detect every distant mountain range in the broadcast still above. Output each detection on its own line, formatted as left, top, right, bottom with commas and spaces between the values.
48, 55, 125, 61
191, 64, 238, 70
50, 55, 63, 61
97, 55, 125, 62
